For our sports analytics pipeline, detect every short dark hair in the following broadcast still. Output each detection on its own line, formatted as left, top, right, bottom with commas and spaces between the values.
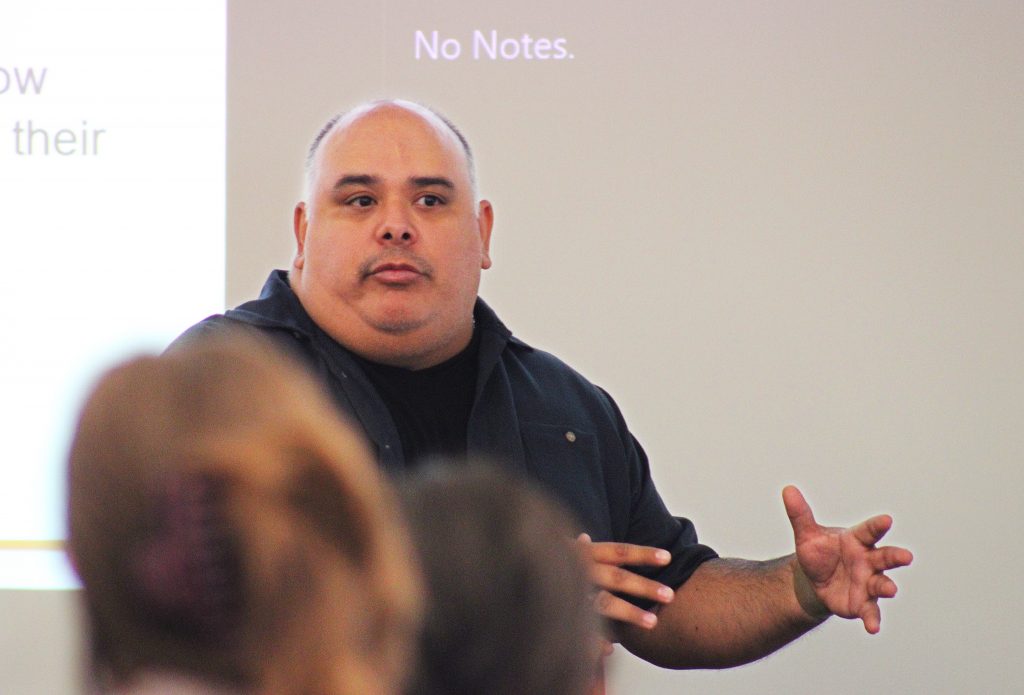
400, 464, 601, 695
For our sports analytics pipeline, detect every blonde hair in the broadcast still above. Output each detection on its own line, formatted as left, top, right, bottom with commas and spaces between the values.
67, 333, 422, 695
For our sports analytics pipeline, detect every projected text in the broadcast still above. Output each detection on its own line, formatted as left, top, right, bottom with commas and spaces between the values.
414, 30, 573, 61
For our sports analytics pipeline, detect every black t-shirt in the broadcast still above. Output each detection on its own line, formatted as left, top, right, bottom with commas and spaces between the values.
353, 329, 479, 466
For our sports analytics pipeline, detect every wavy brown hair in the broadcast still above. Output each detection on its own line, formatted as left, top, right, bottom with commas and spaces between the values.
67, 333, 422, 695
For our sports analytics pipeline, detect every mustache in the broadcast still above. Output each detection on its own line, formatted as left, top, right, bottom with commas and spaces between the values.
358, 251, 435, 279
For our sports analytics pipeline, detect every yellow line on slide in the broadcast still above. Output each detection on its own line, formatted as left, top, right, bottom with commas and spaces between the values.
0, 539, 66, 551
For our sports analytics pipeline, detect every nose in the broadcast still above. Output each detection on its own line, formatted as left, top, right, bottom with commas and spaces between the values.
377, 203, 417, 246
381, 228, 414, 243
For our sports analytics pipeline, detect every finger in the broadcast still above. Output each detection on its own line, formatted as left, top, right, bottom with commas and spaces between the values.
860, 598, 881, 634
870, 545, 914, 572
868, 574, 898, 600
594, 590, 659, 629
600, 639, 615, 657
782, 485, 818, 543
584, 540, 672, 568
590, 563, 674, 604
852, 514, 894, 546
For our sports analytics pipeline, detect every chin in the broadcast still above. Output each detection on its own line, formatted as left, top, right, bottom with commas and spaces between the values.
369, 308, 429, 335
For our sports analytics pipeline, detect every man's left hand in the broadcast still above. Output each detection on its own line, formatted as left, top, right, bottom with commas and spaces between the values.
783, 485, 914, 634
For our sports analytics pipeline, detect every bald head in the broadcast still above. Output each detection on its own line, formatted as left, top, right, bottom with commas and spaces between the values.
304, 100, 477, 201
289, 97, 495, 370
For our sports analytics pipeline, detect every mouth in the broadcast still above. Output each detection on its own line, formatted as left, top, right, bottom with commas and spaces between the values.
367, 262, 426, 285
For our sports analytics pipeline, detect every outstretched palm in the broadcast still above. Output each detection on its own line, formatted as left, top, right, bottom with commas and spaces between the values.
783, 485, 913, 634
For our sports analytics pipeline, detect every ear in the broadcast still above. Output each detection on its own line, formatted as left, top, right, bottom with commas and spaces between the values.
293, 202, 308, 270
477, 199, 494, 270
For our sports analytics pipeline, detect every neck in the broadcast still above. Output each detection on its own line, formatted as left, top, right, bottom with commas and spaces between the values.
350, 319, 474, 370
288, 271, 478, 370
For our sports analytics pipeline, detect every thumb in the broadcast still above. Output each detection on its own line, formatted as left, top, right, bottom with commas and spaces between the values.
782, 485, 818, 543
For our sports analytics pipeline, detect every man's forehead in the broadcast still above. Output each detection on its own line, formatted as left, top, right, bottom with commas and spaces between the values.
305, 100, 478, 198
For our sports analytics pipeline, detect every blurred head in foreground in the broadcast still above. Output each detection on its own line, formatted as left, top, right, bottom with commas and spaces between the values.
400, 464, 602, 695
67, 334, 423, 695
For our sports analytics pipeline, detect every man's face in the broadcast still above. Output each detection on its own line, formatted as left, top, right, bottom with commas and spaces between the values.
291, 104, 493, 369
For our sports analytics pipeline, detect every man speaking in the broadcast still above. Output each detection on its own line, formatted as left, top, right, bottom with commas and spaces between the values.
176, 99, 912, 667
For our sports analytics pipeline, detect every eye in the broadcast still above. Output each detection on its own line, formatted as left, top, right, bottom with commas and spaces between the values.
415, 194, 445, 208
345, 195, 375, 208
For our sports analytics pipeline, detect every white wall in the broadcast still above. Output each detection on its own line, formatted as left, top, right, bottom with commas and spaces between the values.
3, 2, 1022, 693
0, 590, 84, 694
224, 2, 1024, 692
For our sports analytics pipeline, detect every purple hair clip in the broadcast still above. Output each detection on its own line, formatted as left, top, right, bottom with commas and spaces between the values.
130, 471, 244, 642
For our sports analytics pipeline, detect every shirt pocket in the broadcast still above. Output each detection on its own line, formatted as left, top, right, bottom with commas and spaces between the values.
519, 422, 612, 537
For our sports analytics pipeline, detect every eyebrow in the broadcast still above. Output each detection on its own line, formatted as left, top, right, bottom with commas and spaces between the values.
332, 174, 378, 190
409, 176, 454, 190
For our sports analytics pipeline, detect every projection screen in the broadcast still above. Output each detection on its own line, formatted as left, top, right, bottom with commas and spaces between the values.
2, 2, 1022, 694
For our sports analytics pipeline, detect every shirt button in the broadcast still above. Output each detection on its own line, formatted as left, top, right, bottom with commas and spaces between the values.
565, 431, 577, 443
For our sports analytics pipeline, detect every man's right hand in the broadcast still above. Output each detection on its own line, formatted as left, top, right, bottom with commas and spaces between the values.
576, 534, 676, 630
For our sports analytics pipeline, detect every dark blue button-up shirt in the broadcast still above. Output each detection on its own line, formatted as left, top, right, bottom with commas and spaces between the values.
175, 270, 717, 599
